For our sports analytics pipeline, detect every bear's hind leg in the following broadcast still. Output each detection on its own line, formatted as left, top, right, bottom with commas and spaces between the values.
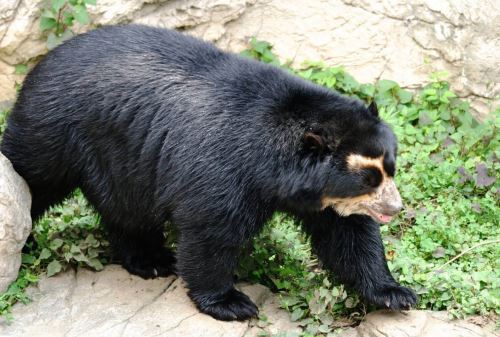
121, 244, 176, 279
104, 215, 176, 279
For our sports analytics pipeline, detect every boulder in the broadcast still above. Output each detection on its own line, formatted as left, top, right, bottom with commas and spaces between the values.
0, 152, 31, 292
0, 265, 302, 337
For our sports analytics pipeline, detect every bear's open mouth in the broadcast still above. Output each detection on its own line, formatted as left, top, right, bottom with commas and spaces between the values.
365, 208, 393, 223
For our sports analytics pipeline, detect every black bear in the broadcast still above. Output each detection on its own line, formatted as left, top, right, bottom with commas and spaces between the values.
1, 25, 416, 321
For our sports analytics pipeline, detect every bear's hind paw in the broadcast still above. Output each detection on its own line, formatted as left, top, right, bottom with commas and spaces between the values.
122, 247, 176, 279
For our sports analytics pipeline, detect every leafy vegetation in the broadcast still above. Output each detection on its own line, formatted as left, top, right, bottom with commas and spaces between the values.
238, 38, 499, 335
0, 37, 498, 334
40, 0, 96, 50
0, 109, 7, 135
0, 190, 108, 320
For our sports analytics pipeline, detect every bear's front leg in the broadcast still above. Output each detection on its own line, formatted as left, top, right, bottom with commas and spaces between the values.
301, 208, 417, 310
176, 239, 258, 321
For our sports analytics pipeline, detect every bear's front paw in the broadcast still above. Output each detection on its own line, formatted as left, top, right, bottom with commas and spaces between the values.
366, 285, 417, 310
192, 288, 258, 321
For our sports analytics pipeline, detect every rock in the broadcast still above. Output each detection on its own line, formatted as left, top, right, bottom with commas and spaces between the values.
0, 265, 495, 336
0, 152, 31, 292
0, 0, 498, 118
221, 0, 499, 118
0, 265, 298, 337
338, 328, 359, 337
356, 310, 492, 337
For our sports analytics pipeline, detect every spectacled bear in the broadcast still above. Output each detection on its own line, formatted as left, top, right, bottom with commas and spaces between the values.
1, 24, 417, 321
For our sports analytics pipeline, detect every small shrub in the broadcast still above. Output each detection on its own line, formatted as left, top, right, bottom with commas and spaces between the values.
40, 0, 96, 49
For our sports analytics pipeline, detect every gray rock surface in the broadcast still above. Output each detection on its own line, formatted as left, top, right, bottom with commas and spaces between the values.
356, 310, 497, 337
0, 152, 31, 292
0, 265, 301, 337
0, 0, 498, 117
0, 265, 496, 337
1, 264, 496, 337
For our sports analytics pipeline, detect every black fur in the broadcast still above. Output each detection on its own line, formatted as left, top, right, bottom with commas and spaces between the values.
1, 25, 416, 320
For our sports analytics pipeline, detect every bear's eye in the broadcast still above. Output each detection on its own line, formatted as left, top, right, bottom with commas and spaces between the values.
362, 167, 383, 188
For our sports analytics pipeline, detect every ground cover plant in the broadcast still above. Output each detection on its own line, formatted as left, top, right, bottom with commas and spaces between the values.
0, 39, 498, 334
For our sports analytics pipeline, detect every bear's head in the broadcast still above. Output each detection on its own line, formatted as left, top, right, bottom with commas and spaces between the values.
302, 101, 403, 223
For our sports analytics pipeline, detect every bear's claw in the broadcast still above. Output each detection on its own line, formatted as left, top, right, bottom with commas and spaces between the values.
366, 285, 417, 311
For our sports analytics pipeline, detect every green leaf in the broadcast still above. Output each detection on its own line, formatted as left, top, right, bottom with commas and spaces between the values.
73, 4, 90, 24
299, 69, 313, 79
60, 29, 74, 42
325, 76, 336, 88
360, 83, 375, 97
252, 40, 272, 55
40, 17, 57, 31
14, 64, 28, 75
88, 258, 104, 270
377, 79, 398, 93
344, 297, 359, 308
50, 238, 64, 250
39, 248, 52, 260
341, 73, 359, 90
21, 254, 36, 264
290, 307, 304, 321
85, 234, 99, 246
47, 32, 63, 50
70, 244, 82, 254
72, 253, 88, 262
47, 260, 62, 277
239, 50, 253, 59
331, 287, 340, 297
84, 0, 97, 5
23, 272, 39, 283
62, 12, 75, 26
51, 0, 66, 11
397, 89, 413, 103
318, 324, 331, 333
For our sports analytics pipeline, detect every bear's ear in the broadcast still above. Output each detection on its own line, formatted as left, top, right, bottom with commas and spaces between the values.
368, 101, 379, 117
303, 128, 326, 154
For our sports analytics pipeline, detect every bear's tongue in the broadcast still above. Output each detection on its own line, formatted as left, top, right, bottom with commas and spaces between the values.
376, 212, 393, 223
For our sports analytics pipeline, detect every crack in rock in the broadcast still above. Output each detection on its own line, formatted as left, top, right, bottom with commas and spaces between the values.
149, 312, 200, 337
116, 277, 177, 337
70, 276, 176, 337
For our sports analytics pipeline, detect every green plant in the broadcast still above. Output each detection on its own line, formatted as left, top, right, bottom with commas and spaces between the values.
40, 0, 96, 49
0, 109, 8, 136
29, 191, 109, 276
0, 192, 108, 319
240, 38, 283, 66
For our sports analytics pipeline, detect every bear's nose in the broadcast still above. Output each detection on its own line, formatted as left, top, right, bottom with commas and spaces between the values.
379, 178, 403, 216
381, 201, 404, 216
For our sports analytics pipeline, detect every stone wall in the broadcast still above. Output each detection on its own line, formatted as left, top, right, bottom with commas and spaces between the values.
0, 0, 498, 117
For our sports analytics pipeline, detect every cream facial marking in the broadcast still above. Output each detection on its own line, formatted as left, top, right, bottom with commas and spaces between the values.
321, 193, 373, 215
346, 154, 386, 177
321, 154, 403, 223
